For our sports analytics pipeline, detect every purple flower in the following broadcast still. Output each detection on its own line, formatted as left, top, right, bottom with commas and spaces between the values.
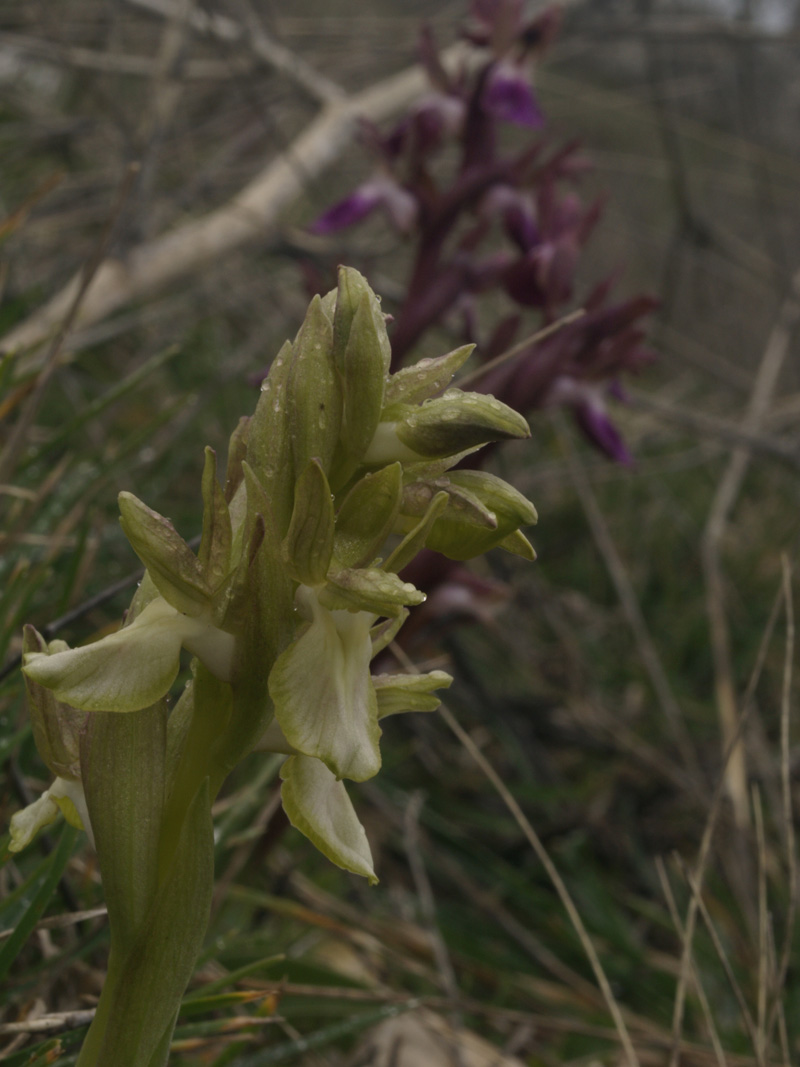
547, 377, 633, 465
310, 175, 417, 235
483, 61, 545, 129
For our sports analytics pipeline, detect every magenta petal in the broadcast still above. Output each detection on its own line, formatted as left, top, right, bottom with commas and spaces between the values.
483, 64, 545, 128
310, 187, 381, 234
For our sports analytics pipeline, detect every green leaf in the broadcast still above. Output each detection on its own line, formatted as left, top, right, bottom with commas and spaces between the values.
119, 492, 212, 617
86, 782, 214, 1067
334, 462, 402, 569
281, 755, 376, 883
224, 415, 250, 504
81, 702, 166, 955
283, 460, 335, 586
0, 823, 79, 982
226, 465, 294, 760
496, 528, 537, 560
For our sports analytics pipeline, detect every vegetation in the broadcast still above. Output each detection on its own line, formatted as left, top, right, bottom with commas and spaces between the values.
1, 2, 799, 1064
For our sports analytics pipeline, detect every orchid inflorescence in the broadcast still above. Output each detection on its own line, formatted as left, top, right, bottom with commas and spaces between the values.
12, 268, 536, 886
8, 268, 537, 1064
307, 0, 656, 468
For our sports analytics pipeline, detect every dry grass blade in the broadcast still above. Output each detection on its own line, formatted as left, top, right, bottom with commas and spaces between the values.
701, 268, 800, 828
767, 555, 797, 1059
655, 857, 727, 1067
455, 309, 586, 390
751, 787, 768, 1063
677, 857, 763, 1066
425, 693, 641, 1067
668, 567, 788, 1065
402, 792, 462, 1027
555, 415, 703, 786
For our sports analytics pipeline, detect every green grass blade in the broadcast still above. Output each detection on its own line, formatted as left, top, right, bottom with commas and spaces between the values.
0, 822, 79, 982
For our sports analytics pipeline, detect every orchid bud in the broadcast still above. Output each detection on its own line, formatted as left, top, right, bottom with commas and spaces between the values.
365, 390, 530, 464
119, 492, 213, 617
286, 294, 342, 479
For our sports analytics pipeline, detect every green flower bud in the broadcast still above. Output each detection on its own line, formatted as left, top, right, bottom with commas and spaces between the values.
286, 294, 342, 479
394, 390, 530, 457
119, 492, 213, 617
246, 340, 295, 535
333, 269, 391, 470
321, 565, 425, 617
22, 625, 85, 782
365, 391, 530, 464
383, 344, 474, 408
199, 447, 233, 596
421, 470, 537, 561
333, 462, 402, 569
373, 670, 453, 717
283, 459, 335, 586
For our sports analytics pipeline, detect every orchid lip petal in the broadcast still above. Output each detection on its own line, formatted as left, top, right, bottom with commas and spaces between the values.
281, 755, 377, 883
269, 586, 381, 782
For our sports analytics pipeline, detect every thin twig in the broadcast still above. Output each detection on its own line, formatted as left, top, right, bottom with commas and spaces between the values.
626, 389, 800, 470
126, 0, 345, 105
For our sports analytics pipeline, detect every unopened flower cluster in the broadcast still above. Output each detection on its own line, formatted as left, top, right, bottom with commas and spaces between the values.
12, 269, 537, 882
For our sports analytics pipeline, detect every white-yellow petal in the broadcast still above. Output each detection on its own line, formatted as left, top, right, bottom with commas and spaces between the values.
9, 792, 60, 853
269, 588, 381, 782
281, 755, 376, 883
23, 598, 234, 713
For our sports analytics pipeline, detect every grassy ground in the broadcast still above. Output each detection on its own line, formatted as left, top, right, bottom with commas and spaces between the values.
1, 3, 799, 1064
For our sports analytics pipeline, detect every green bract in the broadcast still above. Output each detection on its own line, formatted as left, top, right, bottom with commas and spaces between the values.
16, 267, 537, 884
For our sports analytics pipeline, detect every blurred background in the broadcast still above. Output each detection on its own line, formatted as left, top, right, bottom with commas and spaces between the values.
1, 1, 799, 1064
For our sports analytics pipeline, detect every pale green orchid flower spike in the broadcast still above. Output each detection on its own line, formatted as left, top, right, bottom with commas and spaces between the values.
12, 268, 537, 1067
20, 266, 536, 881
